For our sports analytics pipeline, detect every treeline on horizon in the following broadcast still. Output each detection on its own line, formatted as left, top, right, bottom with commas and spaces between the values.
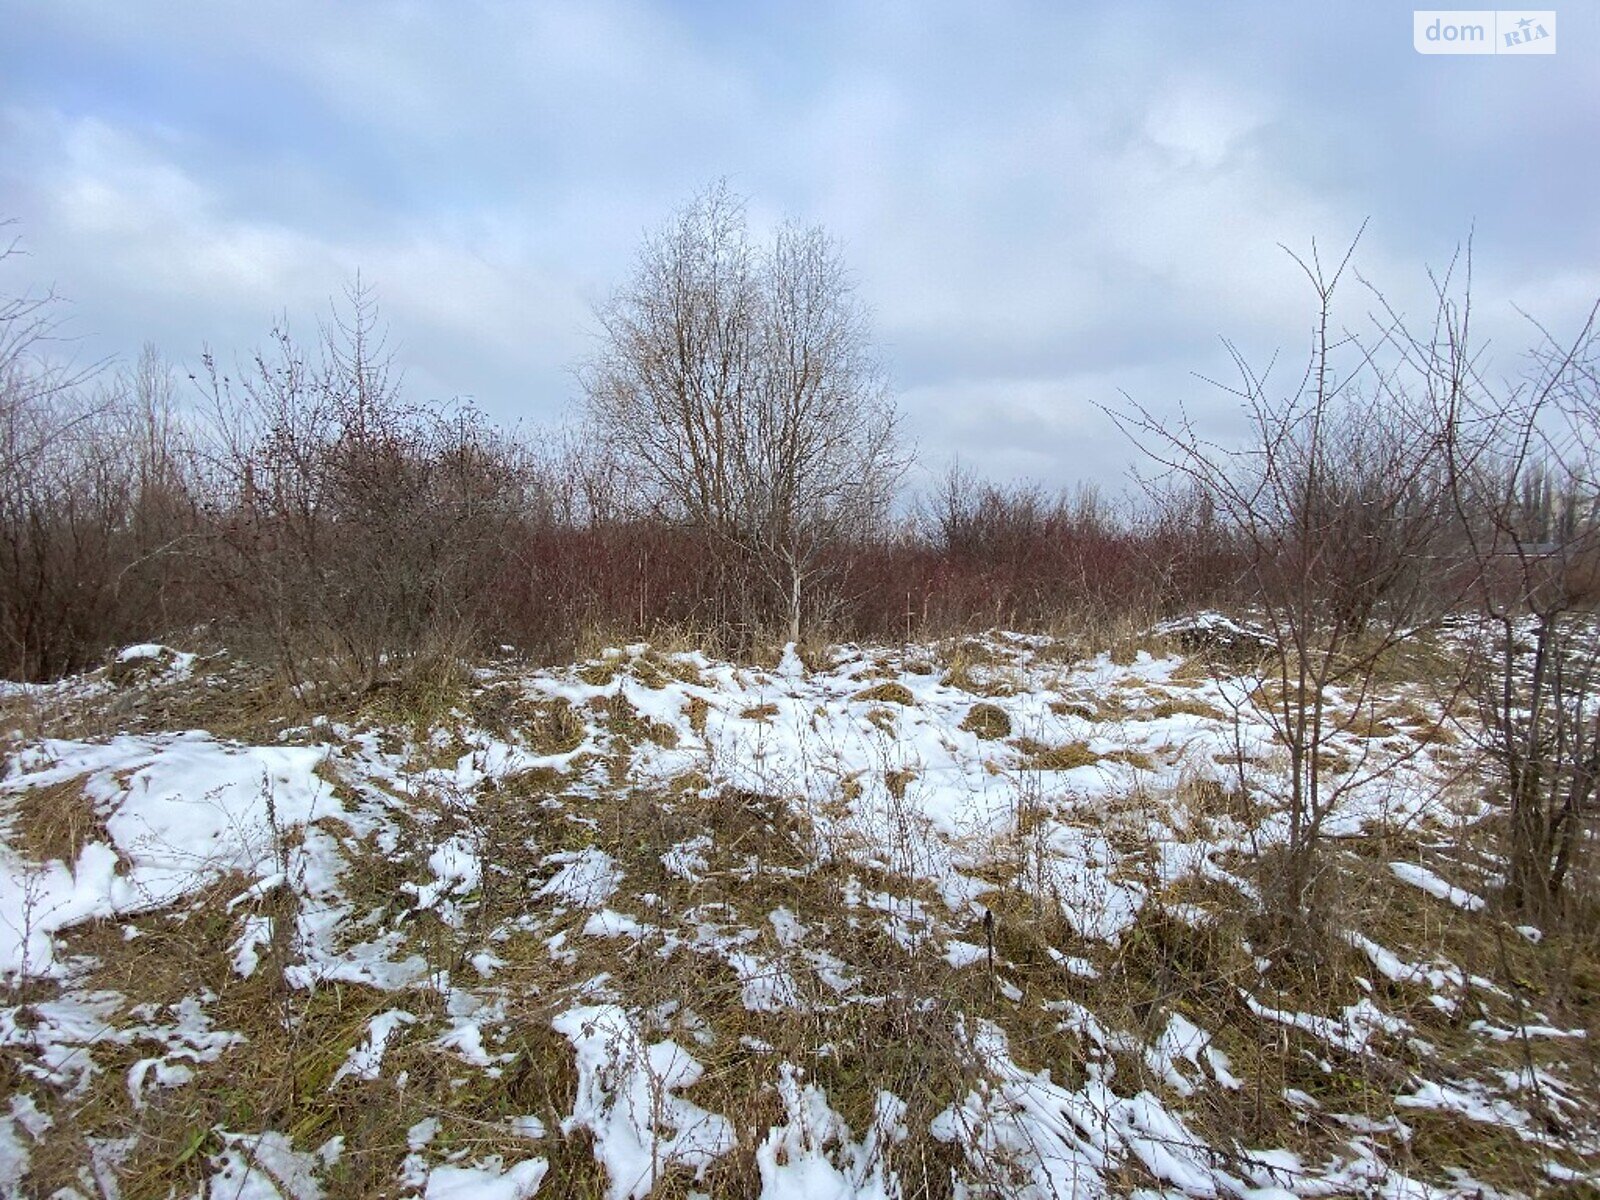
0, 192, 1244, 687
0, 302, 1235, 686
3, 193, 1599, 698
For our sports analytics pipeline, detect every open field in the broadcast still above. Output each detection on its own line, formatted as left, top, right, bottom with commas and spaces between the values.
0, 624, 1595, 1198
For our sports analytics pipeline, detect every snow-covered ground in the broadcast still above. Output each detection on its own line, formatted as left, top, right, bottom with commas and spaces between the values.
0, 630, 1593, 1197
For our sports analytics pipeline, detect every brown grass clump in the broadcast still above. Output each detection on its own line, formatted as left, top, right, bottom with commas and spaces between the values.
1105, 628, 1176, 667
1145, 696, 1227, 722
1177, 774, 1260, 825
740, 702, 780, 722
1085, 691, 1138, 722
940, 662, 1017, 698
1047, 699, 1096, 720
1101, 748, 1155, 771
627, 653, 672, 689
104, 645, 183, 687
1168, 655, 1219, 685
9, 776, 108, 866
853, 681, 915, 706
885, 768, 918, 800
950, 637, 1005, 666
353, 657, 474, 730
523, 697, 587, 754
576, 656, 625, 687
29, 657, 306, 746
1384, 699, 1458, 746
1013, 738, 1101, 771
686, 694, 711, 735
960, 702, 1012, 740
861, 706, 898, 733
588, 692, 680, 747
466, 681, 523, 732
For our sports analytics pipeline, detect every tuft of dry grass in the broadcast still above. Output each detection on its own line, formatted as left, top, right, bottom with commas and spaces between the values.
1047, 698, 1097, 720
852, 681, 915, 706
1145, 696, 1228, 722
959, 702, 1012, 740
1011, 738, 1116, 771
1015, 741, 1153, 772
8, 775, 108, 866
940, 661, 1018, 698
576, 655, 625, 687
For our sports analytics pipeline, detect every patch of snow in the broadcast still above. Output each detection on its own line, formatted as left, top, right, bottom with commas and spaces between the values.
231, 914, 275, 978
1389, 861, 1485, 912
536, 848, 621, 909
552, 1003, 735, 1199
403, 836, 483, 916
331, 1010, 416, 1086
943, 939, 987, 969
933, 1018, 1240, 1198
206, 1131, 341, 1200
0, 733, 334, 978
423, 1157, 548, 1199
662, 835, 712, 882
726, 951, 802, 1012
755, 1063, 905, 1199
0, 1094, 49, 1192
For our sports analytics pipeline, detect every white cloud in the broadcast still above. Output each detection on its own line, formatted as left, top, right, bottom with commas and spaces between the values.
1, 104, 591, 414
2, 1, 1596, 486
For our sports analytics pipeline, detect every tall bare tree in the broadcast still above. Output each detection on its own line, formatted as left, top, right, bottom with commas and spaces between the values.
581, 182, 904, 643
1111, 231, 1460, 920
1409, 271, 1600, 914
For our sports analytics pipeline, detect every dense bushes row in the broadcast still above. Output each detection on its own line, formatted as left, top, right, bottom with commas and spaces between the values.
0, 290, 1237, 685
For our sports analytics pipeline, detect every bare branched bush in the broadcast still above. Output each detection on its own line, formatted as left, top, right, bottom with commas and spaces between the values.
1110, 230, 1459, 920
0, 232, 198, 678
195, 279, 528, 695
1412, 267, 1600, 915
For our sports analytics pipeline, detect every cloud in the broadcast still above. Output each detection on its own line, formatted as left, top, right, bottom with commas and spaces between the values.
0, 104, 588, 412
2, 0, 1597, 490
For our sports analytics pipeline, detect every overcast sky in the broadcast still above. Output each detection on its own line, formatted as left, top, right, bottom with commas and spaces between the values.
2, 1, 1597, 494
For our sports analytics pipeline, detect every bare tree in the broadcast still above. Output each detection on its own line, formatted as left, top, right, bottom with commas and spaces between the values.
581, 182, 904, 644
1409, 271, 1600, 914
1110, 231, 1459, 921
0, 232, 198, 679
0, 225, 102, 477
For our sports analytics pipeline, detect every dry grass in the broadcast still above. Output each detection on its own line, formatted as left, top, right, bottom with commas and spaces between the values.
939, 661, 1018, 698
7, 775, 108, 866
959, 702, 1012, 740
1144, 696, 1228, 722
576, 655, 626, 687
6, 628, 1600, 1197
1047, 698, 1097, 720
11, 769, 1595, 1199
1106, 627, 1176, 667
852, 681, 915, 705
1009, 738, 1153, 773
524, 694, 588, 752
1012, 737, 1101, 771
934, 638, 1024, 698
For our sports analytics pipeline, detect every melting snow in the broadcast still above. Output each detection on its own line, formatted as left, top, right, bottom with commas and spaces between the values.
1389, 861, 1486, 912
552, 1003, 735, 1199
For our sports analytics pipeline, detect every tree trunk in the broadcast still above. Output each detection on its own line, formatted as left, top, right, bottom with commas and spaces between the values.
787, 561, 801, 644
